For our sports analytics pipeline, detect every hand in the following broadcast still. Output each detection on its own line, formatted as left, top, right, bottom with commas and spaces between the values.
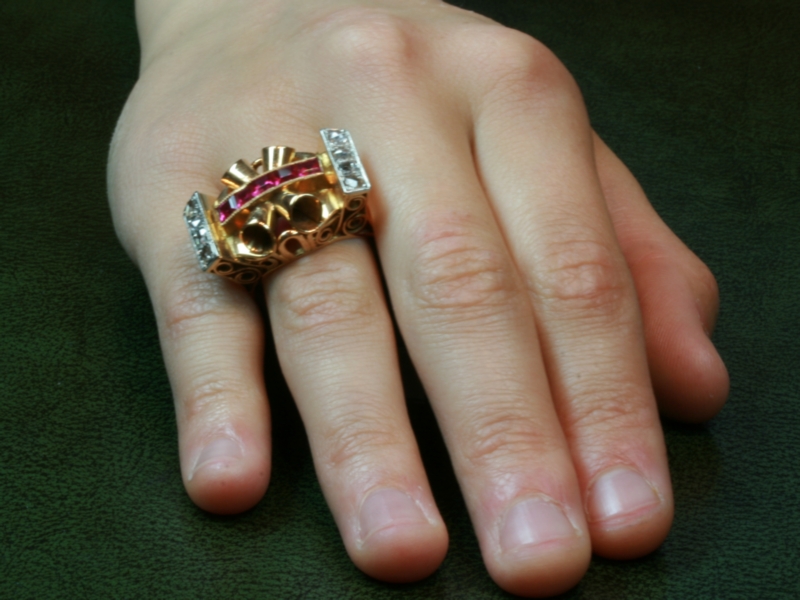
108, 0, 729, 595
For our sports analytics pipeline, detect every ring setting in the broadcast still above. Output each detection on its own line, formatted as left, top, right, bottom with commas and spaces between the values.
184, 129, 371, 286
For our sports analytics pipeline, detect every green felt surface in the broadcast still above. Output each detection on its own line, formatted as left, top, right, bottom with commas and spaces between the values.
1, 0, 798, 598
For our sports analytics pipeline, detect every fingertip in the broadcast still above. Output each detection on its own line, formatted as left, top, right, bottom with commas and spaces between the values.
480, 497, 592, 597
650, 319, 730, 423
634, 261, 730, 423
590, 503, 673, 560
186, 455, 270, 515
352, 517, 449, 583
488, 536, 591, 598
585, 467, 674, 560
184, 434, 271, 515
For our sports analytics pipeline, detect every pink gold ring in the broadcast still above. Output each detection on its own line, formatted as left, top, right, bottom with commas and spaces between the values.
184, 129, 371, 287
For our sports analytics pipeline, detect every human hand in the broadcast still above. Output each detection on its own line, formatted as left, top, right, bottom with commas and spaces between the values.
108, 0, 729, 596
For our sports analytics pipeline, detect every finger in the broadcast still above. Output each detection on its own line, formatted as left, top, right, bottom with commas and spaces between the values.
135, 203, 271, 514
265, 238, 448, 582
320, 44, 592, 595
470, 35, 673, 558
379, 130, 591, 595
593, 134, 730, 422
108, 106, 273, 514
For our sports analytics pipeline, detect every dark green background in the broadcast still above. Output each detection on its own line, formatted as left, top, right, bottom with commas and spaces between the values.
1, 0, 798, 598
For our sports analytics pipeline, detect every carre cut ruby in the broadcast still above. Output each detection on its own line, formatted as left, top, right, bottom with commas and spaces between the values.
259, 174, 280, 190
294, 158, 321, 178
218, 200, 234, 222
239, 174, 278, 204
248, 182, 267, 199
219, 199, 243, 222
220, 159, 323, 222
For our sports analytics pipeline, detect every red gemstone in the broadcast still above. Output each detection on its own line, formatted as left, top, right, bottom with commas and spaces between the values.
295, 158, 321, 178
218, 197, 236, 222
273, 214, 291, 237
261, 174, 280, 189
220, 159, 322, 222
240, 175, 276, 204
248, 185, 263, 199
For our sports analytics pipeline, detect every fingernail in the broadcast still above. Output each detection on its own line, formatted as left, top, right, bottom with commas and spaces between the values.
588, 467, 661, 523
189, 437, 243, 481
358, 489, 428, 542
499, 497, 577, 553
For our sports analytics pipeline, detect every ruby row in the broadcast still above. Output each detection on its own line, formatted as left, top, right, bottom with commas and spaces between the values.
217, 157, 322, 223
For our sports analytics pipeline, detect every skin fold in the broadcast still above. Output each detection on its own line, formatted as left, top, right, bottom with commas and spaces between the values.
108, 0, 729, 596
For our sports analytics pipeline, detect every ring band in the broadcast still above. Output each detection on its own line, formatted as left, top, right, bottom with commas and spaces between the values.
184, 129, 371, 286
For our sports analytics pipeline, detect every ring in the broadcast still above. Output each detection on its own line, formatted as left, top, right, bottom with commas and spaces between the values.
183, 129, 371, 286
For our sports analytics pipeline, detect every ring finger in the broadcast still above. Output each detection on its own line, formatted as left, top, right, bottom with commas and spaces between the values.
468, 37, 674, 558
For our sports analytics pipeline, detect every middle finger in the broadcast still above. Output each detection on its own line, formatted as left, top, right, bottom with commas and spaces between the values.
339, 71, 593, 598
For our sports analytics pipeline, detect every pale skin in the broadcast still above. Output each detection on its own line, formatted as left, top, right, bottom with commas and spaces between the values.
108, 0, 730, 596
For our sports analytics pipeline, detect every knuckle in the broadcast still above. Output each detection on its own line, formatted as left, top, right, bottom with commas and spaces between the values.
408, 221, 520, 316
310, 8, 414, 86
116, 98, 212, 187
535, 237, 631, 317
275, 252, 379, 336
181, 376, 250, 421
458, 399, 553, 469
319, 401, 406, 471
109, 108, 212, 258
564, 383, 655, 439
470, 26, 578, 106
141, 121, 215, 196
162, 267, 239, 341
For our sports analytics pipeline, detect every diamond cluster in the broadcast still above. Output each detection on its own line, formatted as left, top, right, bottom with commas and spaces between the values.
321, 129, 370, 195
184, 193, 219, 271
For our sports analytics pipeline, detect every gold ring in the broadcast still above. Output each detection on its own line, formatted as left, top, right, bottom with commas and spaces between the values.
184, 129, 371, 286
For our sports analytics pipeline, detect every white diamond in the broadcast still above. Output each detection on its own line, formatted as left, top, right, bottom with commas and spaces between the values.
321, 129, 371, 194
184, 193, 219, 271
343, 177, 360, 190
199, 245, 216, 268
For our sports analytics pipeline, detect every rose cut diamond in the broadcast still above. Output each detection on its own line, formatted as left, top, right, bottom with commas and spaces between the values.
184, 193, 219, 271
321, 128, 370, 195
